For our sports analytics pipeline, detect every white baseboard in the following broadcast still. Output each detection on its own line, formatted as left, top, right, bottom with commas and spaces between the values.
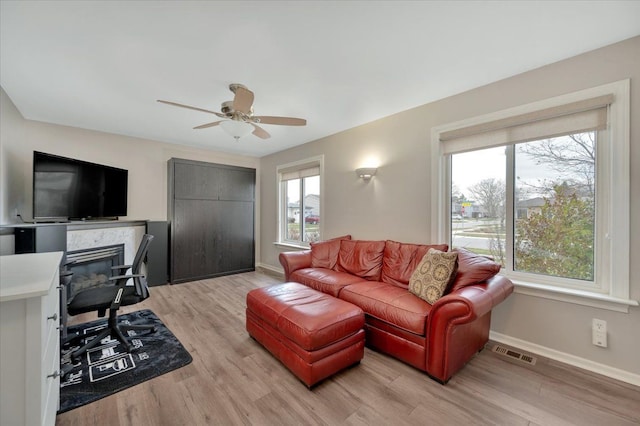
256, 262, 284, 277
490, 331, 640, 387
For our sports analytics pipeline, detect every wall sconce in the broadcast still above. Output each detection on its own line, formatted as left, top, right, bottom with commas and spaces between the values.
356, 167, 377, 181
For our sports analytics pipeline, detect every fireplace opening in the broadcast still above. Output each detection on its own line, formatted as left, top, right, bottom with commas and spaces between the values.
66, 244, 125, 296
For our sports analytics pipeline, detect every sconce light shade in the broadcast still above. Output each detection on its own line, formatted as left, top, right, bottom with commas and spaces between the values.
220, 120, 254, 140
356, 167, 378, 180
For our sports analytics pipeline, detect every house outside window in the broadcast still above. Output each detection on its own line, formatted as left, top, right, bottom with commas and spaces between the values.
431, 80, 635, 312
277, 156, 323, 246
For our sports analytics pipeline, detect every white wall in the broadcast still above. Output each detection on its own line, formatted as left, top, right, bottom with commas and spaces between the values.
0, 88, 260, 257
260, 37, 640, 381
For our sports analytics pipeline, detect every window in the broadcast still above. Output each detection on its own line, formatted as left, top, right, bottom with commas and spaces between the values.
432, 80, 635, 312
277, 156, 323, 246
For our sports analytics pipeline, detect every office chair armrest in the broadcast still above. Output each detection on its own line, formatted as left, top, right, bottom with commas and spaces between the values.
108, 273, 147, 310
109, 273, 145, 282
111, 264, 133, 276
111, 264, 133, 270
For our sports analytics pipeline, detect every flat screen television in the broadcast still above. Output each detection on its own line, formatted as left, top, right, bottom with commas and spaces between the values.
33, 151, 128, 221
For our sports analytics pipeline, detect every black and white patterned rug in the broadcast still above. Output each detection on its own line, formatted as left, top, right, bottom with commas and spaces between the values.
58, 309, 192, 413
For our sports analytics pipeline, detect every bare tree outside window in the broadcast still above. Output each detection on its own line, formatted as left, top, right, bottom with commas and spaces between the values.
468, 178, 506, 220
517, 132, 595, 198
451, 147, 506, 264
467, 178, 506, 264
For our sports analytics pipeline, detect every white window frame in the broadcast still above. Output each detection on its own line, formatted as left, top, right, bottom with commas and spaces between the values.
431, 80, 637, 312
275, 155, 324, 248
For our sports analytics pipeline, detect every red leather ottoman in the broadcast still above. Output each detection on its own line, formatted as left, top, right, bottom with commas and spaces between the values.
246, 282, 365, 387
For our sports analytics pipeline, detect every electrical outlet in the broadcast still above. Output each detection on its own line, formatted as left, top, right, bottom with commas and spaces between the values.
592, 318, 607, 333
592, 318, 608, 347
593, 330, 607, 347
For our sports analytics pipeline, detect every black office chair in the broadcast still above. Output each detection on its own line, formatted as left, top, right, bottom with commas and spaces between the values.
67, 234, 156, 362
59, 260, 79, 344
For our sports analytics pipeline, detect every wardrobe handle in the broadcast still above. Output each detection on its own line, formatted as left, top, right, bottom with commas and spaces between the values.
47, 313, 58, 321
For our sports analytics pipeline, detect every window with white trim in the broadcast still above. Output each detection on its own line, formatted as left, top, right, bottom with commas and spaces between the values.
431, 80, 635, 311
277, 156, 322, 246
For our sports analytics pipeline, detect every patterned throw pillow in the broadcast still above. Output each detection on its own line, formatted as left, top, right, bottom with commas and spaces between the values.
380, 240, 449, 289
408, 249, 458, 304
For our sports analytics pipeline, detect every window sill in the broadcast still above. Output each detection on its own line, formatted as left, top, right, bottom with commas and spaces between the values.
513, 279, 639, 313
273, 241, 310, 251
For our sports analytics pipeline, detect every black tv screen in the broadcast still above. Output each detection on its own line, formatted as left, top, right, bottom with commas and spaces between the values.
33, 151, 128, 221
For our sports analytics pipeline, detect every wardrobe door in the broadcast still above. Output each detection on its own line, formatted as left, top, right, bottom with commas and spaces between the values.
216, 201, 255, 273
168, 158, 255, 284
145, 221, 169, 286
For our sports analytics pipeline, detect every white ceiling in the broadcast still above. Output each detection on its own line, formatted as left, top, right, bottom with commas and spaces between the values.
2, 1, 639, 158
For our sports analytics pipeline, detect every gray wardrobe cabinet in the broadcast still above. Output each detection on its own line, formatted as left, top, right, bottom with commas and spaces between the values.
168, 158, 255, 284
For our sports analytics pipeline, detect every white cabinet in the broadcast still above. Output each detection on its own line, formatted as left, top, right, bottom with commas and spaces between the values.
1, 252, 63, 426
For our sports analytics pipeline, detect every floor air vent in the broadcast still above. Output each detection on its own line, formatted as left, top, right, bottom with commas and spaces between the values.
492, 345, 537, 365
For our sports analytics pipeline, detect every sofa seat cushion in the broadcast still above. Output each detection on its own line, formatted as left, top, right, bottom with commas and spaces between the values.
381, 240, 449, 289
290, 268, 366, 297
339, 281, 431, 336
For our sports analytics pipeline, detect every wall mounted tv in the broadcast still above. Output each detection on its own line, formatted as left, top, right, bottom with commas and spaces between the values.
33, 151, 128, 221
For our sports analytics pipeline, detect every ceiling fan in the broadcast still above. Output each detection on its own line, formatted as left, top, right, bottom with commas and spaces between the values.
157, 83, 306, 140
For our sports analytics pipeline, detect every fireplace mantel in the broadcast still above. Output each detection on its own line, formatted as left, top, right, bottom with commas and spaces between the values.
1, 220, 148, 265
66, 220, 147, 231
1, 220, 147, 232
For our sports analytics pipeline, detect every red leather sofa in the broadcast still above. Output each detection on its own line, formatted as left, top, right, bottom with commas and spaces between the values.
279, 237, 514, 383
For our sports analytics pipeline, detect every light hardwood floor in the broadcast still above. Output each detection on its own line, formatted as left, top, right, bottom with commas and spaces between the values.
56, 271, 640, 426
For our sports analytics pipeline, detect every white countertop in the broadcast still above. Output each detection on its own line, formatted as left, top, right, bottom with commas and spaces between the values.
0, 252, 63, 302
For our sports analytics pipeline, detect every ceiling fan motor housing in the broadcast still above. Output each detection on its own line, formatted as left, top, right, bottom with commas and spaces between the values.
221, 101, 234, 115
221, 100, 253, 118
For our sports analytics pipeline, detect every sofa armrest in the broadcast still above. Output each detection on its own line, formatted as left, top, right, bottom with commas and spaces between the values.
279, 250, 312, 281
425, 275, 514, 382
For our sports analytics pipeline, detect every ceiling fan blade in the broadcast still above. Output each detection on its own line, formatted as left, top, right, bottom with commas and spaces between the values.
250, 123, 271, 139
232, 87, 254, 114
252, 116, 307, 126
193, 121, 224, 129
157, 100, 226, 118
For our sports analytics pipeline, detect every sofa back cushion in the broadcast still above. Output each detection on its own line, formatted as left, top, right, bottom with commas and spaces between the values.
337, 239, 386, 281
310, 235, 352, 269
449, 247, 501, 292
381, 240, 449, 289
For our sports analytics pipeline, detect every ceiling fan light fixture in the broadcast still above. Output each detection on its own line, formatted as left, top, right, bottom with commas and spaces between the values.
220, 120, 254, 140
